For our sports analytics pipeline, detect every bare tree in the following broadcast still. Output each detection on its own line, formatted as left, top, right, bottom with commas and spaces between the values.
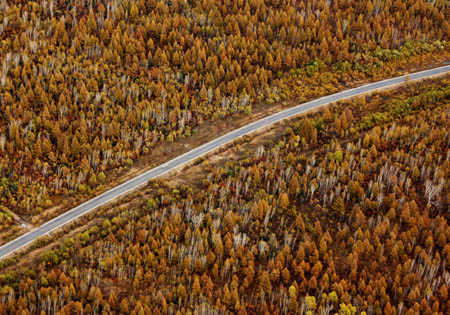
424, 180, 443, 206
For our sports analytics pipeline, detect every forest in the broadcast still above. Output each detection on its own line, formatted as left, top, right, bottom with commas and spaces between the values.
0, 74, 448, 314
0, 0, 449, 232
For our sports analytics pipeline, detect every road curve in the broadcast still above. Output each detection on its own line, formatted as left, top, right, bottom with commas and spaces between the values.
0, 65, 449, 261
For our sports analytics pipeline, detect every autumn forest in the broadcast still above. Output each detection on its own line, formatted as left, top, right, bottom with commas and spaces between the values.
0, 0, 449, 314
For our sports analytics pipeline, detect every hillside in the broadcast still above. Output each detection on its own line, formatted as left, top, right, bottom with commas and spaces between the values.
0, 75, 448, 314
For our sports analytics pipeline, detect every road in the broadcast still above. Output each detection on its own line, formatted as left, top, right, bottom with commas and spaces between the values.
0, 65, 449, 261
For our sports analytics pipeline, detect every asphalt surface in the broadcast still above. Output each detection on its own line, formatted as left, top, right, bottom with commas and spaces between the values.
0, 65, 449, 261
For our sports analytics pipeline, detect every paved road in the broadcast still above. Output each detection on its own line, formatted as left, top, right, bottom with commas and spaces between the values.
0, 65, 449, 261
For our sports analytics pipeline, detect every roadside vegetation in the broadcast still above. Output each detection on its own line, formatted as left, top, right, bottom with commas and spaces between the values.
0, 0, 449, 226
0, 75, 448, 314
